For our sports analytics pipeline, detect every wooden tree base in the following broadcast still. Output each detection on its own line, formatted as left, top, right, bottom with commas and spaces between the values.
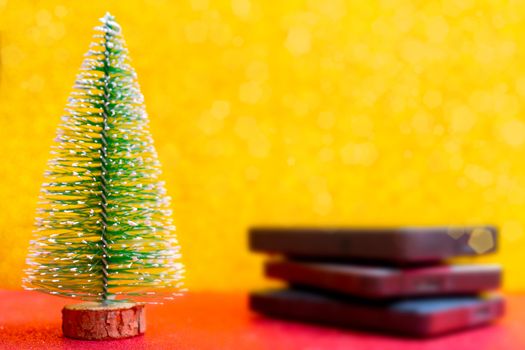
62, 302, 146, 340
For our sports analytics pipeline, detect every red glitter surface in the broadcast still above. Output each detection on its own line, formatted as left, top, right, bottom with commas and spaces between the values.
0, 290, 523, 350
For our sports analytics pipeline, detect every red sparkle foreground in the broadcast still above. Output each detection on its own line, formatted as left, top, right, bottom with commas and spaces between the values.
0, 290, 524, 350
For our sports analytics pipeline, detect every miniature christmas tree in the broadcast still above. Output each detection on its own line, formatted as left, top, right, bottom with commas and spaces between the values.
23, 13, 184, 339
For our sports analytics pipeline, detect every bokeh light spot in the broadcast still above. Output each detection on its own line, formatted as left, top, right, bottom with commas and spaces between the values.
498, 119, 525, 147
450, 105, 476, 133
285, 26, 311, 56
232, 0, 251, 19
447, 227, 466, 240
340, 143, 378, 166
425, 16, 449, 42
184, 21, 208, 43
468, 228, 495, 254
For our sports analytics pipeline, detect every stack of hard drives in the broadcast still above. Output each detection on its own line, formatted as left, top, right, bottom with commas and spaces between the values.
249, 226, 504, 337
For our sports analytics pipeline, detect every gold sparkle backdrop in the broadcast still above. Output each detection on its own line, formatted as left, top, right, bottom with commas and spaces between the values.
1, 0, 524, 291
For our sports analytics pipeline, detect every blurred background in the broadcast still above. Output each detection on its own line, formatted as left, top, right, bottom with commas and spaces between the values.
0, 0, 524, 292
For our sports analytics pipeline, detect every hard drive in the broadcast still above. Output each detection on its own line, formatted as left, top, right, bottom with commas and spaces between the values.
250, 288, 504, 337
265, 260, 502, 299
249, 226, 497, 263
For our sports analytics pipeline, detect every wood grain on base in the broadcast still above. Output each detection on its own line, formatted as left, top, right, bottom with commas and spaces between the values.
62, 302, 146, 340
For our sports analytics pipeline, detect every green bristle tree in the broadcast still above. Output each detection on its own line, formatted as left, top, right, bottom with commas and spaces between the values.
23, 13, 184, 303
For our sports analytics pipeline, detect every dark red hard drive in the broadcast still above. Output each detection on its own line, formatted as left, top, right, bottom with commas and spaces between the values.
250, 289, 504, 337
249, 226, 497, 263
265, 260, 502, 299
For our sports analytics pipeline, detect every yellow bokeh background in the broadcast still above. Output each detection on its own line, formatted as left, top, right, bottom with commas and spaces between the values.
1, 0, 525, 291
